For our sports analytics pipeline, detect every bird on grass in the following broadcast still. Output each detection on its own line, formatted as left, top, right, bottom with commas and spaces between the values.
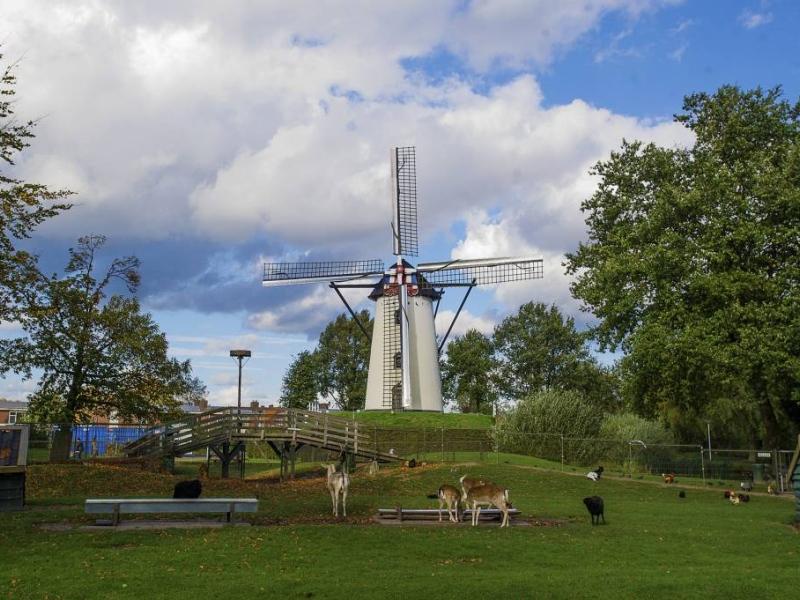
586, 466, 604, 482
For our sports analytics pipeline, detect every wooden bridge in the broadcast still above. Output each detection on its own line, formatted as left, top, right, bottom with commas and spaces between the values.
123, 407, 402, 478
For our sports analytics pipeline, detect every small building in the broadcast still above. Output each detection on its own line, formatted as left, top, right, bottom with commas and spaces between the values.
789, 434, 800, 525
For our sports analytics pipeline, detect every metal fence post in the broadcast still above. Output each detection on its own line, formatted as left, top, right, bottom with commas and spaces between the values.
699, 445, 706, 486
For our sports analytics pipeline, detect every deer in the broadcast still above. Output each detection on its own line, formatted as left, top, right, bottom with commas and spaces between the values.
326, 464, 350, 517
459, 475, 489, 502
429, 484, 461, 523
465, 483, 511, 527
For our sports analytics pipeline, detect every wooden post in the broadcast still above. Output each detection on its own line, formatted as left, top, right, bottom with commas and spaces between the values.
354, 422, 359, 455
221, 441, 231, 479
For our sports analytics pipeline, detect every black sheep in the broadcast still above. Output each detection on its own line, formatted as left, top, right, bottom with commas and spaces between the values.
583, 496, 605, 525
173, 479, 202, 499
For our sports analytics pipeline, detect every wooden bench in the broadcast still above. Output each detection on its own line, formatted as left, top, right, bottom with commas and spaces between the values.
85, 498, 258, 526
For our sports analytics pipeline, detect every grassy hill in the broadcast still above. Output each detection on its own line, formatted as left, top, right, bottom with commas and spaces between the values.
331, 410, 494, 429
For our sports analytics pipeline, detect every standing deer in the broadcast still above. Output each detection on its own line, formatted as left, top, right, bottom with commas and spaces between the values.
326, 464, 350, 517
465, 484, 511, 527
459, 475, 489, 502
430, 484, 461, 523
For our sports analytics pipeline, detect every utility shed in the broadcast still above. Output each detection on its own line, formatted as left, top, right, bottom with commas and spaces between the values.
0, 425, 29, 512
789, 434, 800, 524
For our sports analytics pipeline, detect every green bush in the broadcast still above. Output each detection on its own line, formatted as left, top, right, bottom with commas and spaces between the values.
598, 412, 675, 470
493, 390, 603, 464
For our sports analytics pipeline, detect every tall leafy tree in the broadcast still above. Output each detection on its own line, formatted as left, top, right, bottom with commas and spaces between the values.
315, 311, 373, 411
492, 302, 610, 405
441, 329, 497, 414
0, 236, 206, 459
566, 86, 800, 447
1, 51, 71, 322
280, 350, 319, 409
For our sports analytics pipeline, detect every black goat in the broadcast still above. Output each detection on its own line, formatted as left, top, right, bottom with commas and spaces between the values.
583, 496, 605, 525
173, 479, 202, 499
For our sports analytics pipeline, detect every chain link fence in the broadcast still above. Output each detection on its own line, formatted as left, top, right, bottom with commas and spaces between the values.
19, 422, 796, 492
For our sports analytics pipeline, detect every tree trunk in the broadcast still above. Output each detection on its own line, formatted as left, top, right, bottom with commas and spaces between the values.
759, 399, 783, 449
50, 424, 73, 462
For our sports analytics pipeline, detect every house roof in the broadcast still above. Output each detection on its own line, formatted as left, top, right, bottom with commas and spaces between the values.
0, 400, 29, 411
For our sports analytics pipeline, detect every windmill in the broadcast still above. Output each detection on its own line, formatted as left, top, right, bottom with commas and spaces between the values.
262, 147, 543, 411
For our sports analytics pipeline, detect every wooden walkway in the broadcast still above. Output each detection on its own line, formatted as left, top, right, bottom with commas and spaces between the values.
123, 407, 402, 472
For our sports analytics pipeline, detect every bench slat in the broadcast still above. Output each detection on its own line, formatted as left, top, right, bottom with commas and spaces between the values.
85, 498, 258, 515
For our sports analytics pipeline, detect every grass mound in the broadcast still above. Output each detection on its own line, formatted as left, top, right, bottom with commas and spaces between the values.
333, 410, 493, 429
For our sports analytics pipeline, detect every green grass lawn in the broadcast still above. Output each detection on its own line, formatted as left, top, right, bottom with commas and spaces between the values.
331, 410, 494, 429
1, 461, 796, 599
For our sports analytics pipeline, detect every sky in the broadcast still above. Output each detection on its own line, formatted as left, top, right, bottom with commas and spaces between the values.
1, 0, 799, 406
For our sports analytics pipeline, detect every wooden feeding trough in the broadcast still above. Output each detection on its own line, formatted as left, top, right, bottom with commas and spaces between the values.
0, 424, 30, 512
376, 507, 521, 523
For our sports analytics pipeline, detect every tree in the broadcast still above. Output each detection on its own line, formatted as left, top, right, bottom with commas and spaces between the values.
565, 86, 800, 447
1, 51, 71, 322
280, 350, 319, 409
492, 302, 612, 407
441, 329, 497, 414
0, 236, 205, 460
315, 311, 373, 411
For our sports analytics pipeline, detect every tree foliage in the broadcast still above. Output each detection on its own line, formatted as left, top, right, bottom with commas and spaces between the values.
280, 350, 319, 409
566, 86, 800, 446
492, 301, 616, 409
441, 329, 497, 414
0, 236, 205, 459
315, 311, 373, 411
0, 51, 71, 322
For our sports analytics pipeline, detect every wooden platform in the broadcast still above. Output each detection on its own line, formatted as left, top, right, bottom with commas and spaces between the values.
123, 408, 402, 468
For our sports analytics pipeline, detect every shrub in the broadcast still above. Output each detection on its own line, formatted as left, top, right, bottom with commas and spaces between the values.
598, 412, 675, 470
493, 390, 603, 464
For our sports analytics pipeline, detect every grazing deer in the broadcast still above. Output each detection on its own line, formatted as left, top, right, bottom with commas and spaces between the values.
459, 475, 489, 502
326, 464, 350, 517
432, 485, 461, 523
465, 484, 511, 527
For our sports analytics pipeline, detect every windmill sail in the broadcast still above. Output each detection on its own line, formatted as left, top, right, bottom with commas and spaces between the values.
416, 256, 543, 286
391, 146, 418, 257
262, 260, 384, 287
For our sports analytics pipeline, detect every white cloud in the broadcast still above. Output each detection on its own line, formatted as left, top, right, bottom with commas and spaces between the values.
2, 0, 691, 335
739, 10, 773, 29
435, 308, 496, 340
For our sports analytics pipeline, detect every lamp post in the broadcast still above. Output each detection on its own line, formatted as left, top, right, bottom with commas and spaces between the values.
229, 349, 251, 418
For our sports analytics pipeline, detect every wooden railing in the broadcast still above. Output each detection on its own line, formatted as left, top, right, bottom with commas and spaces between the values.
123, 407, 394, 461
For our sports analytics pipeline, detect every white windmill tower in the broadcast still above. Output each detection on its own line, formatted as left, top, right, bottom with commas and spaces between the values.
262, 147, 543, 411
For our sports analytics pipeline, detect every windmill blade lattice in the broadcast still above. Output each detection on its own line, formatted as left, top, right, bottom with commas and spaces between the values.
391, 146, 418, 257
416, 256, 543, 286
262, 260, 384, 286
